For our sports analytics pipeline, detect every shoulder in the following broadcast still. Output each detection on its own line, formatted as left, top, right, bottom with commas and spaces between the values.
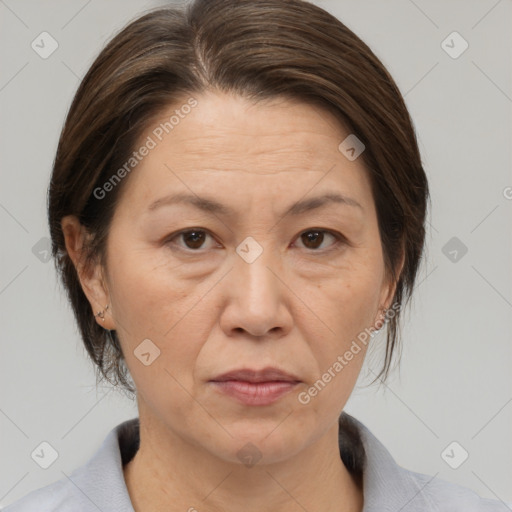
403, 466, 512, 511
341, 413, 511, 511
3, 418, 139, 512
1, 477, 91, 512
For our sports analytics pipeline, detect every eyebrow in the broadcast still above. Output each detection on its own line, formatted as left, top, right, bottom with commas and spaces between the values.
147, 192, 363, 217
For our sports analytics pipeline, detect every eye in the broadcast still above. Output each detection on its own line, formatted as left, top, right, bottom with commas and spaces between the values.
165, 228, 345, 253
293, 229, 344, 252
166, 229, 218, 251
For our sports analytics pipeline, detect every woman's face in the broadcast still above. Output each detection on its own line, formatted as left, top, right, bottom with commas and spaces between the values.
78, 91, 396, 464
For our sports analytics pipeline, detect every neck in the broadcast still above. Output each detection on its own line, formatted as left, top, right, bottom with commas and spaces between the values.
123, 413, 363, 512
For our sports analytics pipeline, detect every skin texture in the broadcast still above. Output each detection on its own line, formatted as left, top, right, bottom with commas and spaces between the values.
62, 90, 402, 512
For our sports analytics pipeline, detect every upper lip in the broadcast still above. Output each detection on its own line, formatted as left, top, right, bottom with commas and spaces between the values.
210, 367, 301, 383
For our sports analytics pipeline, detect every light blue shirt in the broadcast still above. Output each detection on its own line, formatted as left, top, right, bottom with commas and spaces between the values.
4, 414, 510, 511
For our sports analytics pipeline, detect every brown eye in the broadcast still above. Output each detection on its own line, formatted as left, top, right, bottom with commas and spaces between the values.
295, 229, 341, 251
181, 230, 207, 249
167, 229, 217, 251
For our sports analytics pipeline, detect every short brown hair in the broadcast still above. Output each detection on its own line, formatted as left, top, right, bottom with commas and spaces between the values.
49, 0, 429, 396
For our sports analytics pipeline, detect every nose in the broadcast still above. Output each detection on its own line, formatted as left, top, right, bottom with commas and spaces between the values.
218, 244, 293, 339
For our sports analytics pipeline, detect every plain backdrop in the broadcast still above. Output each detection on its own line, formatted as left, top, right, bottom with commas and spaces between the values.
1, 0, 511, 507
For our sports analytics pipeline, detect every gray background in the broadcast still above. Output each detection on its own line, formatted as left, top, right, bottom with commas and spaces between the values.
1, 0, 511, 507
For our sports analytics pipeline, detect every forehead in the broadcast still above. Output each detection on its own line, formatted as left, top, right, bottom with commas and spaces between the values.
117, 91, 374, 216
149, 91, 347, 158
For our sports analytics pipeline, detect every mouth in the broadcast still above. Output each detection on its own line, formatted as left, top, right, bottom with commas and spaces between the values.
209, 367, 301, 406
211, 367, 301, 383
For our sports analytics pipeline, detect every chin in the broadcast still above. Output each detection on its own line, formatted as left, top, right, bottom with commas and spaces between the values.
208, 422, 306, 467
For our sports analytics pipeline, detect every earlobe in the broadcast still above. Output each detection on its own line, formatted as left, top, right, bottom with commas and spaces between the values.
87, 264, 116, 331
61, 215, 115, 330
94, 303, 112, 326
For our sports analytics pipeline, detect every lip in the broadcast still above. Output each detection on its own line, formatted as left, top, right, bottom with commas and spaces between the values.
210, 367, 301, 383
209, 367, 301, 406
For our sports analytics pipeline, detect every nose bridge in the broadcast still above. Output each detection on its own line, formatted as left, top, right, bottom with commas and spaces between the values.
235, 237, 280, 308
222, 237, 290, 337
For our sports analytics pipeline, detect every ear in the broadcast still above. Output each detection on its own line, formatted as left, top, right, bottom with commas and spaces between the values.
61, 215, 116, 331
376, 245, 406, 321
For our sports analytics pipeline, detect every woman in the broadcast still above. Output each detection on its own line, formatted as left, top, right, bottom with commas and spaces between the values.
4, 0, 509, 510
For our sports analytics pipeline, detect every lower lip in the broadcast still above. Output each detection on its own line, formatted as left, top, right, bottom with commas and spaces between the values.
210, 380, 299, 406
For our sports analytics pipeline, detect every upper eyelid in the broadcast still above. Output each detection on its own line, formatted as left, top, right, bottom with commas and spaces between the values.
167, 228, 344, 250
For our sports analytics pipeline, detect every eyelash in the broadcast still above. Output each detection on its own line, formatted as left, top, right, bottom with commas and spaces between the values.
164, 228, 347, 254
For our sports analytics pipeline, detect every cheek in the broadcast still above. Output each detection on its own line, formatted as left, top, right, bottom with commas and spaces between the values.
316, 255, 384, 335
107, 246, 192, 333
105, 258, 204, 404
303, 252, 383, 385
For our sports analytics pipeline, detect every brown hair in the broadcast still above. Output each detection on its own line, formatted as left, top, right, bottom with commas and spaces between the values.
49, 0, 428, 402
